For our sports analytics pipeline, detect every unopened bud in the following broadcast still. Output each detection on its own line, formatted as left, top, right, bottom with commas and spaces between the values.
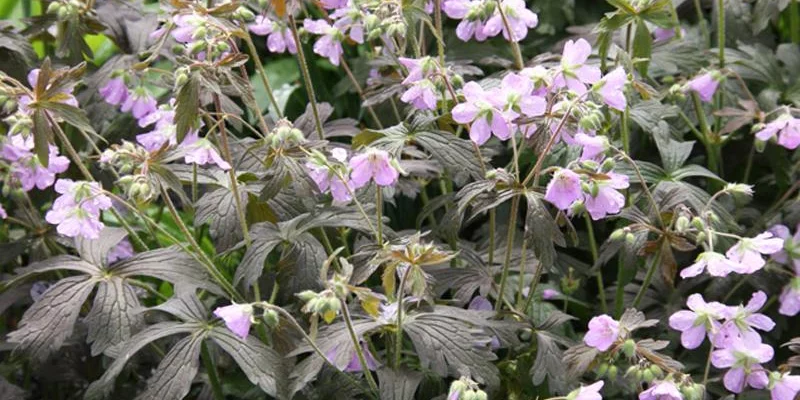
691, 217, 705, 231
622, 339, 636, 358
610, 229, 626, 241
675, 215, 689, 232
607, 365, 618, 380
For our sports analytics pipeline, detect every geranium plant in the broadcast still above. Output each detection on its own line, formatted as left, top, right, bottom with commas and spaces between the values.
1, 0, 800, 399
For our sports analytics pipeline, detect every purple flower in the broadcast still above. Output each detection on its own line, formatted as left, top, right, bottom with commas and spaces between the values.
304, 19, 344, 66
725, 232, 784, 274
679, 251, 744, 278
213, 303, 254, 339
668, 293, 727, 349
594, 67, 627, 111
250, 16, 297, 54
686, 71, 722, 103
107, 238, 134, 264
768, 224, 800, 270
99, 77, 129, 106
452, 82, 515, 145
569, 381, 603, 400
342, 341, 380, 372
18, 69, 79, 115
45, 179, 112, 239
171, 13, 202, 44
715, 291, 775, 348
755, 116, 800, 150
401, 79, 438, 110
468, 296, 500, 349
769, 372, 800, 400
495, 73, 547, 119
443, 0, 491, 42
638, 381, 682, 400
248, 15, 273, 36
121, 88, 157, 120
583, 314, 620, 351
584, 172, 629, 220
349, 148, 400, 188
136, 106, 178, 151
652, 27, 677, 43
181, 133, 231, 170
711, 338, 773, 393
544, 168, 582, 210
779, 277, 800, 316
307, 148, 354, 203
331, 7, 365, 44
574, 132, 608, 160
542, 288, 559, 300
320, 0, 348, 9
2, 134, 70, 192
553, 38, 602, 95
483, 0, 538, 42
0, 204, 7, 219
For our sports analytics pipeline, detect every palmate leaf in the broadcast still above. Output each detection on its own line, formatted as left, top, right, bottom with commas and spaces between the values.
113, 246, 224, 295
195, 185, 248, 252
524, 192, 565, 271
209, 327, 288, 398
84, 276, 143, 357
6, 276, 95, 363
414, 130, 484, 184
403, 310, 500, 388
531, 331, 570, 393
235, 222, 283, 288
134, 334, 204, 400
377, 367, 423, 400
429, 263, 495, 306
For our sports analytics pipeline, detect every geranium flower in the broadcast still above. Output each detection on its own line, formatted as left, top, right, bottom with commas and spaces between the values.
779, 276, 800, 316
594, 67, 627, 111
482, 0, 538, 42
668, 293, 728, 349
121, 87, 157, 120
755, 115, 800, 150
553, 38, 601, 95
714, 291, 775, 348
304, 19, 344, 66
638, 380, 682, 400
213, 303, 254, 339
583, 171, 629, 220
544, 168, 582, 210
452, 82, 515, 145
182, 133, 231, 170
711, 338, 773, 393
568, 381, 603, 400
725, 232, 784, 274
768, 371, 800, 400
583, 314, 620, 351
685, 71, 722, 103
349, 148, 400, 188
99, 77, 129, 106
679, 251, 744, 278
45, 179, 112, 239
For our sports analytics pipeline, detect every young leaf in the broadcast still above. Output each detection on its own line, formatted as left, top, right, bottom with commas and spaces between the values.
175, 72, 200, 142
633, 19, 652, 76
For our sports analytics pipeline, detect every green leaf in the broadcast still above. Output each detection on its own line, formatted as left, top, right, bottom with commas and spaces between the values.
234, 222, 282, 288
113, 247, 224, 295
524, 192, 565, 272
42, 101, 97, 135
175, 72, 200, 142
531, 331, 570, 392
376, 367, 423, 400
195, 186, 248, 252
414, 130, 484, 184
7, 276, 96, 363
31, 109, 52, 167
653, 129, 695, 172
752, 0, 791, 34
632, 18, 652, 76
75, 227, 129, 268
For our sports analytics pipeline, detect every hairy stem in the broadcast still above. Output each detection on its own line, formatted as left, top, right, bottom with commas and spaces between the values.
288, 15, 325, 140
495, 195, 520, 311
340, 301, 380, 395
394, 266, 411, 368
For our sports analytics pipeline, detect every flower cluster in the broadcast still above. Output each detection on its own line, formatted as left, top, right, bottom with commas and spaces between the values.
679, 231, 783, 278
249, 14, 297, 54
44, 179, 112, 239
1, 134, 69, 192
442, 0, 538, 42
544, 160, 629, 220
307, 147, 401, 202
755, 113, 800, 151
769, 224, 800, 316
399, 56, 442, 111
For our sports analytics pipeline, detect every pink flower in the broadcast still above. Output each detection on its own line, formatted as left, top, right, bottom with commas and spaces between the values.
668, 293, 727, 349
544, 168, 582, 210
594, 67, 627, 111
768, 224, 800, 271
136, 106, 178, 151
17, 69, 79, 115
349, 148, 400, 188
569, 381, 603, 400
45, 179, 112, 239
248, 15, 273, 36
715, 291, 775, 349
584, 171, 629, 220
542, 288, 559, 300
400, 80, 438, 110
553, 38, 602, 95
319, 0, 348, 9
0, 204, 7, 219
679, 251, 744, 278
443, 0, 491, 42
2, 134, 69, 192
99, 77, 129, 106
755, 116, 800, 150
638, 380, 682, 400
583, 314, 620, 351
483, 0, 538, 42
686, 71, 722, 103
121, 87, 157, 120
453, 82, 515, 145
574, 132, 608, 160
726, 232, 784, 274
107, 238, 134, 264
307, 148, 354, 203
304, 19, 344, 66
213, 303, 254, 339
779, 277, 800, 316
182, 133, 231, 170
769, 372, 800, 400
652, 27, 677, 43
495, 73, 547, 119
711, 338, 773, 393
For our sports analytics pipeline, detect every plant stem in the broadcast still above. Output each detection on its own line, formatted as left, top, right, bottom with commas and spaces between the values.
702, 343, 714, 386
670, 0, 684, 39
212, 94, 251, 246
631, 249, 662, 309
201, 341, 225, 400
340, 301, 380, 395
621, 106, 630, 154
584, 214, 607, 313
243, 34, 283, 118
494, 0, 524, 70
690, 93, 719, 174
433, 0, 446, 66
515, 238, 529, 307
340, 59, 383, 129
376, 187, 384, 245
717, 0, 726, 68
614, 256, 626, 318
694, 0, 710, 48
288, 15, 325, 140
495, 195, 520, 311
791, 0, 800, 44
394, 266, 411, 368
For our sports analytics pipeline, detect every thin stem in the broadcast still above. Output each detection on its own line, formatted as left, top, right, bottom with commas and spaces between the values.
702, 343, 714, 385
201, 341, 224, 400
631, 250, 662, 309
613, 148, 665, 228
515, 238, 529, 307
340, 301, 380, 395
394, 266, 411, 368
743, 141, 755, 183
670, 0, 684, 39
212, 94, 251, 246
522, 247, 546, 313
791, 0, 800, 44
614, 255, 626, 318
288, 15, 325, 140
495, 195, 520, 312
621, 106, 630, 154
376, 186, 384, 245
243, 34, 283, 118
494, 0, 524, 70
717, 0, 726, 69
691, 92, 719, 174
433, 0, 446, 66
584, 214, 607, 313
694, 0, 710, 48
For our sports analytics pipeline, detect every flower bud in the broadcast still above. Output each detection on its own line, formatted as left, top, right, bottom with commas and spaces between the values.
675, 215, 689, 233
648, 365, 663, 379
691, 217, 705, 231
610, 229, 626, 241
621, 339, 636, 358
580, 160, 599, 170
235, 7, 255, 21
607, 365, 618, 380
596, 363, 609, 377
451, 74, 465, 88
625, 232, 636, 245
262, 309, 279, 328
642, 369, 655, 383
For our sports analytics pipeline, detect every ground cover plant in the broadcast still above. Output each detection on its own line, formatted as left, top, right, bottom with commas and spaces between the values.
1, 0, 800, 399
